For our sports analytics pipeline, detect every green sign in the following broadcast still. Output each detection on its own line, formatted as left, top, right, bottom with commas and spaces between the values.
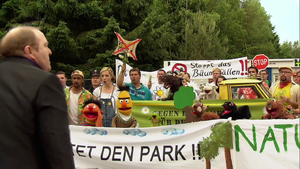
132, 99, 268, 127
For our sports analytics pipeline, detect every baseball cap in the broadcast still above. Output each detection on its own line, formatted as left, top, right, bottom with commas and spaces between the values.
91, 69, 100, 77
293, 70, 299, 76
71, 70, 84, 78
278, 66, 293, 73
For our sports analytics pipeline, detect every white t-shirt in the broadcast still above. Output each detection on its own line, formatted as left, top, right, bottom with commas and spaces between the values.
69, 90, 82, 125
150, 82, 168, 100
93, 86, 120, 114
209, 81, 216, 86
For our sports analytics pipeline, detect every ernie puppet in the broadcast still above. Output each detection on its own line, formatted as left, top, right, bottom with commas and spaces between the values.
81, 99, 103, 127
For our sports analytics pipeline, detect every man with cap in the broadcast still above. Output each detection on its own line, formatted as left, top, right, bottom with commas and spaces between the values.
269, 66, 300, 109
292, 70, 299, 85
88, 69, 101, 94
65, 70, 93, 125
296, 71, 300, 85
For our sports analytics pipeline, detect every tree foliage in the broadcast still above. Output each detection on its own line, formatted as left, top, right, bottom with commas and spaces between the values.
0, 0, 294, 76
279, 41, 300, 58
199, 121, 233, 169
180, 11, 228, 60
174, 86, 195, 109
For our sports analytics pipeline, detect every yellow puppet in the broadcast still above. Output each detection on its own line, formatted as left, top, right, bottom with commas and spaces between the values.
111, 87, 139, 128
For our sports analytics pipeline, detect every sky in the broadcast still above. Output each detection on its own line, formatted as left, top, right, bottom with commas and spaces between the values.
260, 0, 299, 44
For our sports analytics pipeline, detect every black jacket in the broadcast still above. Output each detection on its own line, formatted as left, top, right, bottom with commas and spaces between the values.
0, 56, 75, 169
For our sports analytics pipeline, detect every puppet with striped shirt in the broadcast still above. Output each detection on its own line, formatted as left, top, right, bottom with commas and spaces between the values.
111, 86, 139, 128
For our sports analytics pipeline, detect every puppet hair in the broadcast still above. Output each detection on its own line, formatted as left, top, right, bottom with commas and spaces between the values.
83, 99, 101, 109
118, 86, 130, 91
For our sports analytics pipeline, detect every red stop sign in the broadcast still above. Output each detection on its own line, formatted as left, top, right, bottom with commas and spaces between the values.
253, 54, 269, 70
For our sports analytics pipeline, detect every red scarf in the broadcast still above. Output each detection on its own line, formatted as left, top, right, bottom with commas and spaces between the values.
279, 80, 291, 89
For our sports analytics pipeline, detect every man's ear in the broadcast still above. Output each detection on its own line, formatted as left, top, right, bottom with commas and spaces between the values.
24, 45, 36, 61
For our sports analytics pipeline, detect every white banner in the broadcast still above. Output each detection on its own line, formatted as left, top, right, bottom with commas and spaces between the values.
231, 119, 300, 169
115, 59, 172, 86
71, 119, 300, 169
71, 119, 227, 169
169, 57, 248, 79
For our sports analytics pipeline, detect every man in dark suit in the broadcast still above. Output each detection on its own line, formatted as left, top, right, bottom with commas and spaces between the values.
0, 26, 74, 168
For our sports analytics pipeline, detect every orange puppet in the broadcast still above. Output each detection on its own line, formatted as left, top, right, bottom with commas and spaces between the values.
81, 99, 104, 127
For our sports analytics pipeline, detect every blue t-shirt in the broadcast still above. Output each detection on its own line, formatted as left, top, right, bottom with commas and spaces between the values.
125, 83, 152, 100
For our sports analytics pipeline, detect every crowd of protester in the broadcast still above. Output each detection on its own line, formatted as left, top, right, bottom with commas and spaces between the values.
1, 25, 300, 168
57, 64, 300, 127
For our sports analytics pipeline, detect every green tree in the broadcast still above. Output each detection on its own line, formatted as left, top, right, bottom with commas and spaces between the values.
292, 41, 300, 58
180, 11, 228, 60
199, 0, 246, 59
279, 41, 293, 58
270, 25, 281, 58
199, 121, 233, 169
240, 0, 278, 59
0, 0, 281, 73
174, 86, 195, 114
199, 137, 219, 169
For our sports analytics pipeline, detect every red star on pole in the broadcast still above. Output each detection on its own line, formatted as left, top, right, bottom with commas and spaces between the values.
113, 32, 141, 60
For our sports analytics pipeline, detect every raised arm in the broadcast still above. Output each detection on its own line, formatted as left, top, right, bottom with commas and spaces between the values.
117, 64, 126, 88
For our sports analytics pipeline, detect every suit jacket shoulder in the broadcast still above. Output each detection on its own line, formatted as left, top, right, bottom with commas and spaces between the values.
0, 56, 74, 169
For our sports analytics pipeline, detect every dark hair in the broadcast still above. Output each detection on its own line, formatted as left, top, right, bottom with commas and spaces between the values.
215, 75, 227, 86
129, 67, 141, 76
248, 66, 258, 74
215, 75, 227, 93
118, 86, 130, 91
259, 69, 268, 75
184, 72, 191, 79
157, 69, 166, 75
83, 99, 101, 109
56, 71, 67, 78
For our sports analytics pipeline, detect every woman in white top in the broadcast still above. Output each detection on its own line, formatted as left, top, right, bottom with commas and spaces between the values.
93, 67, 120, 127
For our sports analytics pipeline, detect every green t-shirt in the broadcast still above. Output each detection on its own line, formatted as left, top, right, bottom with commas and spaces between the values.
125, 83, 152, 100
